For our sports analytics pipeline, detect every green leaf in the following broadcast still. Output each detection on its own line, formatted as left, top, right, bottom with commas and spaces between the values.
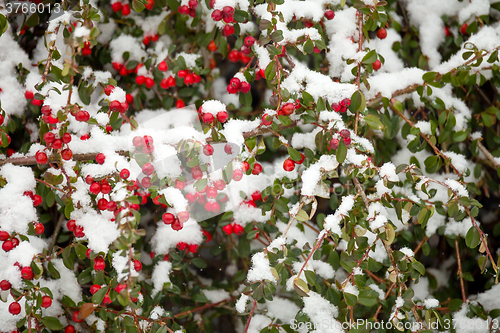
293, 278, 309, 297
270, 30, 284, 43
344, 293, 357, 306
0, 14, 8, 36
92, 286, 109, 304
192, 258, 207, 269
47, 261, 61, 279
412, 261, 426, 275
287, 147, 302, 162
295, 209, 309, 222
364, 114, 383, 130
422, 71, 438, 83
132, 0, 146, 11
336, 140, 347, 163
303, 39, 314, 54
265, 61, 277, 82
349, 91, 365, 112
41, 317, 63, 330
362, 49, 377, 64
358, 289, 379, 307
465, 227, 481, 249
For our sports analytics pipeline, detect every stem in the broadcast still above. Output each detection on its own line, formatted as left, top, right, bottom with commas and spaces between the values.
455, 239, 467, 303
48, 214, 66, 254
244, 300, 257, 333
477, 140, 500, 168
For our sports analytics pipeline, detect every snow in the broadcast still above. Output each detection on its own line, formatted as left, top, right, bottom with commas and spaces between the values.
151, 220, 203, 254
151, 261, 172, 295
476, 283, 500, 311
202, 289, 230, 303
369, 284, 385, 300
443, 151, 470, 174
324, 195, 355, 236
423, 298, 439, 309
71, 209, 120, 253
444, 179, 469, 197
379, 162, 399, 182
301, 155, 339, 196
399, 247, 414, 258
235, 294, 250, 313
109, 35, 147, 63
302, 291, 343, 333
247, 252, 277, 283
343, 282, 359, 297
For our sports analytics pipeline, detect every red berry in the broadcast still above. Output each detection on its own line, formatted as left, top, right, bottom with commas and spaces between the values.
178, 211, 190, 223
203, 113, 214, 124
324, 9, 335, 20
252, 163, 262, 175
217, 111, 229, 123
242, 161, 250, 172
203, 144, 214, 156
222, 224, 233, 235
96, 153, 105, 164
61, 148, 73, 160
141, 176, 152, 188
133, 259, 142, 271
34, 223, 44, 235
251, 191, 262, 202
343, 137, 351, 145
62, 132, 72, 143
283, 158, 295, 171
72, 311, 83, 323
8, 302, 21, 315
142, 162, 155, 175
184, 74, 194, 85
188, 244, 199, 253
295, 152, 305, 164
171, 219, 183, 230
136, 75, 146, 85
2, 240, 13, 251
21, 267, 33, 280
339, 129, 350, 138
230, 77, 241, 89
111, 2, 122, 12
158, 61, 168, 71
104, 85, 114, 96
189, 0, 198, 8
162, 213, 175, 224
208, 40, 218, 52
178, 4, 189, 14
233, 224, 244, 235
89, 182, 101, 195
65, 325, 76, 333
211, 9, 223, 21
206, 186, 217, 199
67, 220, 76, 232
43, 132, 55, 144
282, 103, 295, 116
377, 28, 387, 39
224, 144, 233, 154
222, 25, 235, 37
228, 50, 240, 63
239, 81, 251, 93
25, 90, 34, 99
52, 139, 62, 150
227, 84, 238, 94
145, 0, 155, 10
176, 242, 187, 251
90, 284, 101, 295
223, 6, 234, 17
176, 100, 185, 108
0, 279, 11, 290
461, 22, 468, 34
41, 296, 52, 308
75, 110, 90, 122
330, 138, 339, 149
41, 105, 52, 115
97, 198, 108, 210
145, 77, 155, 89
203, 230, 212, 242
214, 179, 226, 191
35, 151, 48, 164
74, 225, 85, 238
94, 257, 105, 271
121, 4, 130, 15
372, 59, 381, 71
233, 169, 243, 181
262, 113, 273, 126
244, 36, 255, 47
175, 179, 186, 190
0, 231, 8, 241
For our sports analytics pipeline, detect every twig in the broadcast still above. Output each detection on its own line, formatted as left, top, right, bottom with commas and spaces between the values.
373, 282, 396, 321
244, 300, 257, 333
48, 214, 66, 254
477, 140, 500, 168
455, 239, 467, 303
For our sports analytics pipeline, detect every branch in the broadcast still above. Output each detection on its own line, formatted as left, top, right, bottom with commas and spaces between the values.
477, 140, 500, 168
455, 239, 467, 303
244, 300, 257, 333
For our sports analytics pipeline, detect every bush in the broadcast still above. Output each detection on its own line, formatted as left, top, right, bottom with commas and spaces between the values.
0, 0, 500, 332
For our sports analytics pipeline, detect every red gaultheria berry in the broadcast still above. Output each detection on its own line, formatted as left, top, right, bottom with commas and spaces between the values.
262, 113, 273, 126
239, 81, 251, 93
330, 138, 339, 149
121, 4, 131, 15
52, 139, 62, 150
133, 259, 142, 271
178, 211, 190, 223
188, 244, 199, 253
233, 169, 243, 181
112, 62, 123, 71
244, 36, 255, 46
184, 74, 194, 85
222, 224, 233, 235
343, 137, 351, 145
41, 105, 52, 115
162, 212, 175, 224
339, 129, 350, 138
158, 61, 168, 71
11, 237, 18, 247
206, 186, 217, 199
90, 284, 101, 295
217, 111, 228, 123
119, 66, 128, 76
160, 78, 170, 89
224, 144, 233, 155
282, 103, 295, 116
36, 151, 48, 164
133, 136, 143, 147
211, 9, 223, 21
203, 144, 214, 156
176, 100, 185, 108
126, 94, 133, 104
208, 40, 218, 52
461, 22, 468, 34
372, 59, 381, 71
120, 169, 130, 179
86, 249, 92, 259
65, 325, 76, 333
111, 2, 122, 12
74, 225, 85, 237
142, 162, 155, 175
188, 7, 196, 17
110, 100, 121, 112
82, 46, 92, 56
171, 219, 183, 230
223, 14, 234, 23
61, 149, 73, 160
203, 113, 214, 124
191, 167, 203, 180
177, 242, 188, 251
324, 9, 335, 20
240, 44, 251, 55
233, 224, 244, 235
377, 27, 387, 39
283, 158, 295, 171
227, 84, 238, 94
67, 220, 76, 232
341, 98, 351, 108
75, 110, 90, 122
94, 257, 105, 271
166, 76, 176, 87
222, 6, 234, 17
62, 132, 72, 143
175, 179, 186, 190
44, 132, 55, 144
214, 179, 226, 191
96, 153, 105, 164
34, 223, 44, 235
72, 311, 83, 323
177, 70, 187, 78
0, 279, 11, 290
2, 240, 13, 251
228, 50, 240, 63
242, 161, 250, 172
223, 24, 235, 37
145, 77, 155, 89
229, 77, 241, 88
145, 0, 155, 9
141, 176, 152, 188
304, 20, 313, 27
6, 148, 14, 156
444, 26, 451, 36
25, 90, 34, 99
104, 85, 114, 96
251, 191, 262, 202
252, 163, 263, 175
89, 182, 101, 195
295, 152, 305, 164
21, 267, 33, 280
0, 231, 8, 241
313, 46, 321, 53
97, 198, 108, 210
189, 0, 198, 8
115, 284, 126, 293
8, 302, 21, 315
203, 230, 212, 242
107, 200, 117, 211
135, 75, 146, 85
178, 4, 189, 14
41, 296, 52, 308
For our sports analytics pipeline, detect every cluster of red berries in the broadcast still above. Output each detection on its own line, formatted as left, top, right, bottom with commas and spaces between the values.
0, 230, 20, 252
44, 131, 73, 158
133, 135, 155, 154
227, 77, 251, 94
162, 211, 190, 231
198, 107, 229, 124
331, 98, 351, 113
261, 101, 300, 126
222, 222, 244, 235
176, 242, 199, 252
111, 1, 131, 15
177, 69, 202, 86
184, 180, 229, 214
210, 5, 235, 36
66, 219, 85, 237
178, 0, 198, 17
329, 129, 352, 149
142, 33, 159, 46
82, 41, 92, 56
228, 49, 252, 64
283, 152, 305, 172
23, 190, 43, 208
160, 75, 176, 89
25, 90, 43, 106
